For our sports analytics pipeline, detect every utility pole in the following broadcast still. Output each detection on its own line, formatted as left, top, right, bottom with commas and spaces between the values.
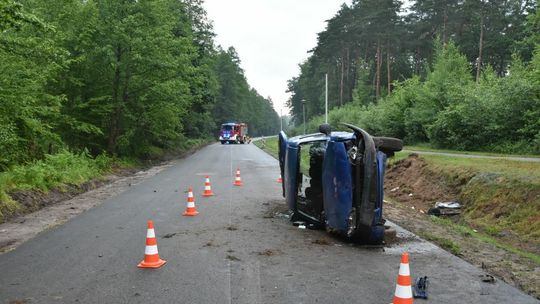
301, 99, 306, 135
325, 73, 328, 124
280, 108, 283, 131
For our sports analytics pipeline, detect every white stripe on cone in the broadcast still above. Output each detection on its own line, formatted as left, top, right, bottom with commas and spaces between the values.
205, 185, 211, 190
188, 192, 193, 198
145, 245, 159, 255
394, 284, 413, 298
146, 229, 155, 238
187, 201, 195, 208
398, 263, 410, 276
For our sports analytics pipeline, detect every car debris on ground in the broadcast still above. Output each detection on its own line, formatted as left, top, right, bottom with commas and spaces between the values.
480, 274, 496, 283
428, 201, 462, 216
413, 276, 429, 299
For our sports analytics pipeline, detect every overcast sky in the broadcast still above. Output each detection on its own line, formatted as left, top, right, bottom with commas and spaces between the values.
202, 0, 351, 115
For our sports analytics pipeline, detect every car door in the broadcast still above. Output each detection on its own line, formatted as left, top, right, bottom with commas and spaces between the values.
322, 139, 353, 231
341, 124, 379, 239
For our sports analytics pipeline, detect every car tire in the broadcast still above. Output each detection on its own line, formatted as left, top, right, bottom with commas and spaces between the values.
373, 137, 403, 153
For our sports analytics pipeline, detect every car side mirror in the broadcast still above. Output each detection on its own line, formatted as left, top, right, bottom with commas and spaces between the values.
319, 124, 331, 135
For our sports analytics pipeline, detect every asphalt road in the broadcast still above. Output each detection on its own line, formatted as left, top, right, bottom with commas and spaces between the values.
0, 143, 538, 303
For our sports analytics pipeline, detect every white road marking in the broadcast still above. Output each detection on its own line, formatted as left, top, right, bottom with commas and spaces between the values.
228, 144, 233, 304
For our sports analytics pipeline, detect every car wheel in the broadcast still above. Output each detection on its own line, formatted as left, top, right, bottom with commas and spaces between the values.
373, 137, 403, 153
221, 141, 225, 144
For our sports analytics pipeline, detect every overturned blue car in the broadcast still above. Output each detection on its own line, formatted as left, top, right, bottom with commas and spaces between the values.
278, 123, 403, 244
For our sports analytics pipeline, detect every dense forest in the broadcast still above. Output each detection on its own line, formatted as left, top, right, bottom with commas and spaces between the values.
287, 0, 540, 154
0, 0, 279, 170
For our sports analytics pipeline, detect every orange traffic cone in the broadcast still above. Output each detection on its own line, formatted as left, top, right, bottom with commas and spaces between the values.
202, 176, 214, 197
183, 187, 199, 216
277, 174, 283, 183
138, 220, 166, 269
393, 252, 413, 304
233, 168, 243, 186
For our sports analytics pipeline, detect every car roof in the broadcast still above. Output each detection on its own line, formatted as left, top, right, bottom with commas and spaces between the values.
287, 131, 354, 147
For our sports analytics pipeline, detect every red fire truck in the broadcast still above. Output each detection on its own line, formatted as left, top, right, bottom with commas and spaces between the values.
219, 122, 249, 144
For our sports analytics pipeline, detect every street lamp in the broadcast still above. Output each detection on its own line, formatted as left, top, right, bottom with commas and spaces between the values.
280, 108, 283, 131
301, 99, 306, 135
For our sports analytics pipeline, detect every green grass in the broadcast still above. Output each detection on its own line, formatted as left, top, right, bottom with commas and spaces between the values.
392, 151, 410, 161
404, 144, 540, 158
396, 152, 540, 246
460, 174, 540, 242
430, 216, 540, 265
420, 231, 462, 256
254, 137, 279, 159
0, 150, 114, 222
0, 151, 110, 192
0, 139, 212, 223
396, 152, 540, 182
430, 216, 473, 237
428, 154, 540, 181
397, 147, 540, 240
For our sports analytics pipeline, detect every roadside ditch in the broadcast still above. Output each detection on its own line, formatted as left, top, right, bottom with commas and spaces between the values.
384, 154, 540, 299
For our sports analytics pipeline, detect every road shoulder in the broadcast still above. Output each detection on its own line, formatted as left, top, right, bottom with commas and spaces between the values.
0, 162, 174, 254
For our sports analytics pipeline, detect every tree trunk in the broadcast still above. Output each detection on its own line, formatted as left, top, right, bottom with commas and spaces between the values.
443, 7, 448, 45
415, 47, 421, 75
346, 47, 350, 103
364, 46, 368, 62
387, 42, 391, 95
476, 14, 484, 83
107, 45, 123, 154
122, 48, 131, 105
340, 48, 344, 106
376, 40, 381, 99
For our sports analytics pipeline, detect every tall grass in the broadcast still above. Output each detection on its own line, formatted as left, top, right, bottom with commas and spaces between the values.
0, 150, 113, 221
0, 139, 211, 222
3, 151, 110, 191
